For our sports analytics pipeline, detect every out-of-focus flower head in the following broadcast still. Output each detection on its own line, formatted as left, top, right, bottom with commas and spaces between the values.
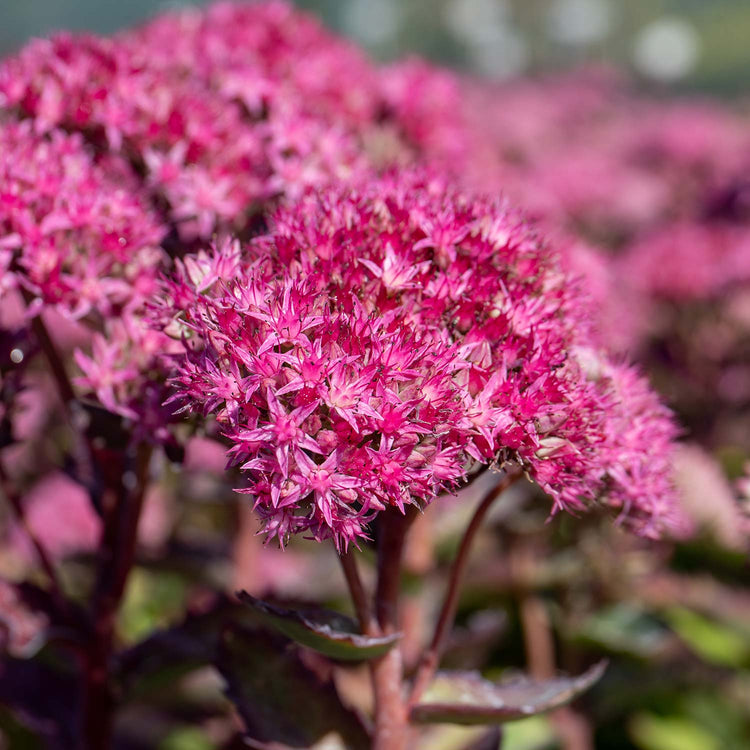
379, 59, 471, 167
8, 473, 101, 563
0, 118, 165, 319
156, 170, 686, 547
0, 116, 178, 432
623, 223, 750, 303
0, 1, 383, 241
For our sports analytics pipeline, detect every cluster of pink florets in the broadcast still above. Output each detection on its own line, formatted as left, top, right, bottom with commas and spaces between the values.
458, 70, 750, 315
2, 1, 719, 548
0, 1, 399, 427
157, 172, 685, 546
0, 2, 389, 241
0, 119, 165, 318
0, 117, 173, 426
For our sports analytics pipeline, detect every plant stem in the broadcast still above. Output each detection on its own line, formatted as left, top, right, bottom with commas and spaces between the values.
408, 468, 522, 706
0, 463, 64, 599
83, 442, 152, 750
338, 548, 376, 634
370, 507, 417, 750
23, 300, 97, 496
513, 542, 593, 750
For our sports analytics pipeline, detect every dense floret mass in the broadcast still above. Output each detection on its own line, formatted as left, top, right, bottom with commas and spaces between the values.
0, 2, 382, 240
0, 117, 177, 429
0, 118, 165, 318
157, 172, 685, 546
0, 2, 703, 546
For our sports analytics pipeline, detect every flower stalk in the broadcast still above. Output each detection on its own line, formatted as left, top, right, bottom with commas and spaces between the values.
83, 442, 152, 749
371, 508, 417, 750
409, 468, 522, 706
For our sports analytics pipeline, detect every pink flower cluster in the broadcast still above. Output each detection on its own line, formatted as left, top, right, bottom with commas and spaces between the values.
0, 119, 165, 319
0, 117, 175, 426
460, 71, 750, 307
157, 172, 686, 546
0, 2, 701, 548
0, 1, 385, 241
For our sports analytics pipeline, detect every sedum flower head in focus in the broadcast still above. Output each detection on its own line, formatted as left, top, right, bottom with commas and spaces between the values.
157, 171, 687, 548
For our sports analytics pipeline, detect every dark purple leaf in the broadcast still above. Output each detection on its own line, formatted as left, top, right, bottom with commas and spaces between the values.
0, 653, 82, 749
116, 596, 247, 696
217, 625, 370, 749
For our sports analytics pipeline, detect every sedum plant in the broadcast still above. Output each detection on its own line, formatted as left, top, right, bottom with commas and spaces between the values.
152, 169, 687, 748
1, 2, 744, 750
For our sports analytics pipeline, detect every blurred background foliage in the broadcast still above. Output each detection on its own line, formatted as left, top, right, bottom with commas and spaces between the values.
1, 0, 750, 95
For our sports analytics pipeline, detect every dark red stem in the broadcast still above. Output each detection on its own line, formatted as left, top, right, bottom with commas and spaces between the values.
338, 548, 376, 635
370, 507, 418, 750
83, 442, 152, 750
0, 463, 64, 599
408, 468, 522, 705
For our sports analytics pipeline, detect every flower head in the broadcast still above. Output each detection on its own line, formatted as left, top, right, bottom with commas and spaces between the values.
158, 171, 685, 547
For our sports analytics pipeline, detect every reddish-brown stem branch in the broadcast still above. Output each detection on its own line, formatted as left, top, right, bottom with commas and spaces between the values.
83, 442, 152, 750
22, 299, 97, 495
408, 468, 522, 705
370, 507, 418, 750
0, 463, 64, 598
375, 508, 416, 631
338, 548, 376, 634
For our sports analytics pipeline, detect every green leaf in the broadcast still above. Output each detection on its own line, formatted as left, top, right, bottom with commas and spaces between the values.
501, 716, 556, 750
217, 625, 370, 749
665, 607, 750, 666
410, 661, 607, 725
159, 727, 216, 750
238, 591, 400, 661
118, 568, 188, 644
630, 713, 721, 750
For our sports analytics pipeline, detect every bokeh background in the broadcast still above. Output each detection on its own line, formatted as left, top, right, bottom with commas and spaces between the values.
1, 0, 750, 95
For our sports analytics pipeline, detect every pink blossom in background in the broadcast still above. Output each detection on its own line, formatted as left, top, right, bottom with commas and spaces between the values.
8, 473, 100, 562
138, 483, 174, 551
623, 223, 750, 303
0, 1, 383, 240
379, 59, 472, 167
673, 444, 748, 550
184, 436, 230, 475
0, 119, 166, 319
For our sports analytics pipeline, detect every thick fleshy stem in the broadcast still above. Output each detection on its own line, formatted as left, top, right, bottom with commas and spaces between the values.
369, 506, 418, 750
408, 468, 522, 706
83, 441, 152, 750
